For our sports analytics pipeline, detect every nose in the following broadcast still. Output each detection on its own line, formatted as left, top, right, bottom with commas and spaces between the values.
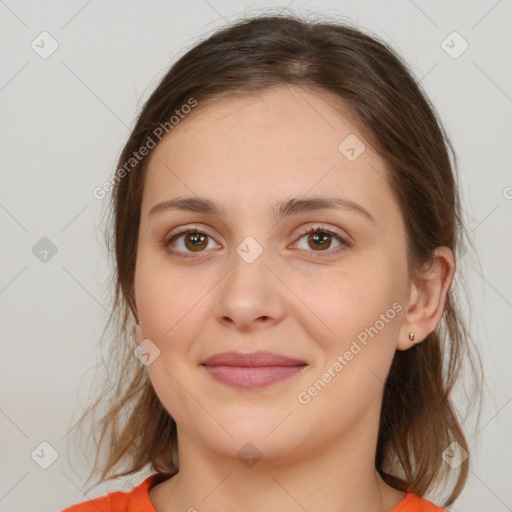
212, 244, 287, 333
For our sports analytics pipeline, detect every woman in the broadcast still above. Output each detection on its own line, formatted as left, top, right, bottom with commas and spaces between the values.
62, 12, 483, 512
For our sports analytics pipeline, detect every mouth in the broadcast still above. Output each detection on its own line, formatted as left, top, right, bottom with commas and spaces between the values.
200, 351, 308, 389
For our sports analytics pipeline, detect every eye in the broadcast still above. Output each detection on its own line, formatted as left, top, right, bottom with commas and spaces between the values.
164, 228, 219, 259
163, 225, 350, 259
292, 226, 350, 257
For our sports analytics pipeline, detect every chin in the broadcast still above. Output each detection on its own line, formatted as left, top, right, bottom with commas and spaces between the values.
204, 428, 304, 465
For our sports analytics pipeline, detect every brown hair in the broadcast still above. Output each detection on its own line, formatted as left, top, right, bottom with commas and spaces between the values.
71, 12, 484, 507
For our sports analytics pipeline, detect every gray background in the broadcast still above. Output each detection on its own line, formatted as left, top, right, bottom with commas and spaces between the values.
0, 1, 511, 511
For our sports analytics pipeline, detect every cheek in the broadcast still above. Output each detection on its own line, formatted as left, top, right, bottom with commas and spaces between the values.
294, 271, 402, 424
134, 245, 204, 333
134, 253, 210, 425
298, 262, 402, 343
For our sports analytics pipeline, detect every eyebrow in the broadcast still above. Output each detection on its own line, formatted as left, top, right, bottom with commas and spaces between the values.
148, 195, 375, 223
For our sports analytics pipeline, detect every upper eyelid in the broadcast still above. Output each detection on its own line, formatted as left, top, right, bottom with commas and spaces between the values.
166, 223, 348, 239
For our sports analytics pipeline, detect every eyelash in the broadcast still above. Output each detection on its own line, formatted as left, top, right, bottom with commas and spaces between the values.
163, 225, 351, 260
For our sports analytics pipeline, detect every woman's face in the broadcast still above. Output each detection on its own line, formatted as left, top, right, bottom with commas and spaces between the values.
134, 85, 412, 462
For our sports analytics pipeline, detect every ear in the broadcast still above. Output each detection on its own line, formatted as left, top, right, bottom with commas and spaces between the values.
397, 247, 455, 350
132, 323, 143, 346
127, 293, 139, 324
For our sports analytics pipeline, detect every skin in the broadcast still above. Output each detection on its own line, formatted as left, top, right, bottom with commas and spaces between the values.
131, 85, 455, 512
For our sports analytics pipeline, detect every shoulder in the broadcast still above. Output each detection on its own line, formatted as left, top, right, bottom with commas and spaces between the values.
391, 491, 450, 512
60, 492, 113, 512
59, 472, 177, 512
60, 485, 138, 512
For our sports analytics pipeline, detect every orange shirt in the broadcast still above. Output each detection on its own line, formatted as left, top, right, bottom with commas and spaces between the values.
61, 472, 448, 512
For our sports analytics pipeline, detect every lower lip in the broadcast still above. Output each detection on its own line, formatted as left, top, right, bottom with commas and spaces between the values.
203, 365, 306, 389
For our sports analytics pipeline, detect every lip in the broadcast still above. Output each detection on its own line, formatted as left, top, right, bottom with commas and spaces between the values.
201, 351, 307, 389
202, 351, 306, 367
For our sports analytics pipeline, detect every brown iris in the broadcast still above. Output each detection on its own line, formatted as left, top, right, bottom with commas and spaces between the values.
307, 232, 331, 251
184, 232, 208, 252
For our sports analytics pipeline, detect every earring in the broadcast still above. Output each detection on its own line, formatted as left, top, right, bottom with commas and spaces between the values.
408, 332, 415, 342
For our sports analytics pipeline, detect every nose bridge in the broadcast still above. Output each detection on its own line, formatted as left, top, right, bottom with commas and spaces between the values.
212, 232, 286, 328
227, 233, 272, 295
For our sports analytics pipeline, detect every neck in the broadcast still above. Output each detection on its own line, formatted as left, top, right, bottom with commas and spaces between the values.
149, 403, 405, 512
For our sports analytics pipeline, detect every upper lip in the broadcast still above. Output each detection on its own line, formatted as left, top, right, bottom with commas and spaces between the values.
201, 351, 307, 367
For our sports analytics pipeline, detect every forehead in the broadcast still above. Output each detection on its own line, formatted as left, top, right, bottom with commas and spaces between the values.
157, 85, 366, 151
141, 85, 398, 223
